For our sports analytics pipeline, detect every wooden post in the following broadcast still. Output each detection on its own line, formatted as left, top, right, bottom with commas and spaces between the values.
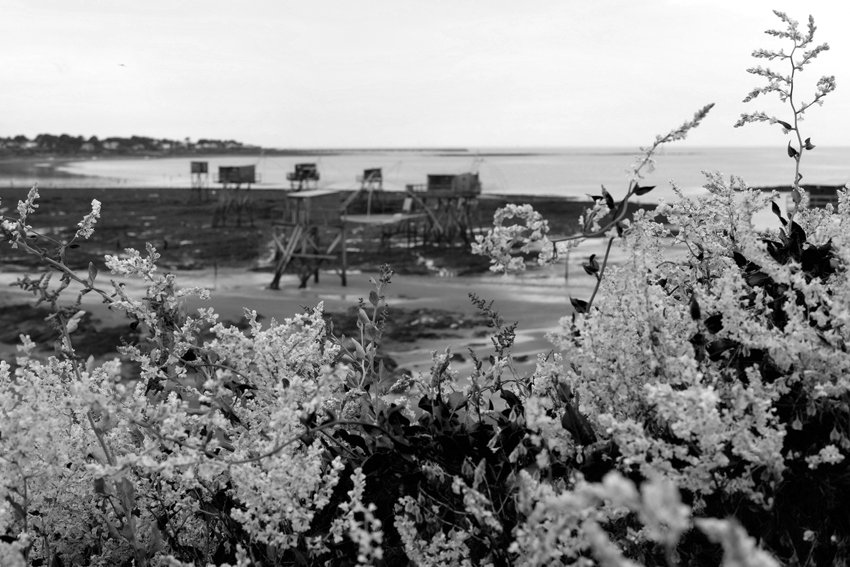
313, 228, 320, 284
340, 222, 347, 287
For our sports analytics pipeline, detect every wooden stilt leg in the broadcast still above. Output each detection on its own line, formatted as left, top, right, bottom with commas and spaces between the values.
340, 223, 348, 287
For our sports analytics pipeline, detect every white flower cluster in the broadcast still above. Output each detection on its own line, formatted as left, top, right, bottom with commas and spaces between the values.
394, 495, 474, 567
330, 467, 384, 566
0, 186, 41, 248
697, 519, 780, 567
15, 185, 39, 226
805, 444, 845, 469
105, 243, 161, 279
472, 204, 552, 272
74, 198, 101, 240
510, 471, 703, 566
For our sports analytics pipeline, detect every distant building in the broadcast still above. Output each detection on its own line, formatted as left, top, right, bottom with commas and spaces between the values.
426, 172, 481, 194
218, 165, 256, 185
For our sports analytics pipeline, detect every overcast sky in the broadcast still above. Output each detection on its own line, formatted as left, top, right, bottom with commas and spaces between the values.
3, 0, 849, 148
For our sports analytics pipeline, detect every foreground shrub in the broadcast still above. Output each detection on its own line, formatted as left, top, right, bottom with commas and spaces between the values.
551, 179, 850, 563
473, 9, 846, 565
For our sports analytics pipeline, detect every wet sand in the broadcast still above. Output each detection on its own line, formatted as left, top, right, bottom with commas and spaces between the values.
0, 238, 621, 377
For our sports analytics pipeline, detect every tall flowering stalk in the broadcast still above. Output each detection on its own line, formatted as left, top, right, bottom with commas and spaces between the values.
734, 10, 836, 208
473, 103, 713, 314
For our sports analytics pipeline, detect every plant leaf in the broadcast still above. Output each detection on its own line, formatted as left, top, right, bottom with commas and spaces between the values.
704, 314, 724, 334
447, 391, 467, 411
602, 188, 615, 210
745, 271, 771, 286
500, 389, 522, 412
555, 382, 573, 404
787, 142, 799, 158
790, 221, 807, 242
570, 297, 588, 314
707, 338, 737, 361
582, 254, 599, 276
770, 201, 787, 225
689, 296, 701, 321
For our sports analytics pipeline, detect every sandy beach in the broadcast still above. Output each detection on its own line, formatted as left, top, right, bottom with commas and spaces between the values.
0, 234, 625, 379
0, 255, 596, 376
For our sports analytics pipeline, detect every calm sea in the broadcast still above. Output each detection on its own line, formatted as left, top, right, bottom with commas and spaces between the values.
11, 146, 850, 204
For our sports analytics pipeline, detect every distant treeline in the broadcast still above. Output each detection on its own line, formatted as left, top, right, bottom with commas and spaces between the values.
0, 134, 260, 157
0, 135, 477, 158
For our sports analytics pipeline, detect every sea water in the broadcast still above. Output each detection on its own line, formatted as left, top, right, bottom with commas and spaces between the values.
10, 146, 850, 204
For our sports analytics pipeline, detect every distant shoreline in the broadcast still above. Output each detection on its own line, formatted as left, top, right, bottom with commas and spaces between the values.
0, 147, 474, 161
14, 145, 850, 162
4, 151, 848, 202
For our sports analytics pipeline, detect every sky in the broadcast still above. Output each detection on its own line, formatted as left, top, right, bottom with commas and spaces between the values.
3, 0, 849, 149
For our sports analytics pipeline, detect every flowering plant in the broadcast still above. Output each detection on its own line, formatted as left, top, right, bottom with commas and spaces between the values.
735, 10, 836, 206
474, 9, 846, 565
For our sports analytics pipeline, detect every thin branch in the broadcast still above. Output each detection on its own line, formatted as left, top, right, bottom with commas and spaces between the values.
225, 419, 402, 466
586, 237, 615, 311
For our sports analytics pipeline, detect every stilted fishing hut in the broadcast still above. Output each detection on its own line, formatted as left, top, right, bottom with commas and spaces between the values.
354, 168, 384, 215
270, 189, 348, 289
340, 168, 428, 248
212, 165, 255, 227
286, 163, 320, 191
190, 161, 209, 200
358, 168, 383, 189
405, 172, 482, 245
